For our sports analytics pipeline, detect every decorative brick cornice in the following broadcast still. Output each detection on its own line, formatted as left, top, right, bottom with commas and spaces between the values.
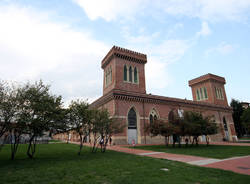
189, 73, 226, 86
90, 89, 232, 112
101, 46, 147, 69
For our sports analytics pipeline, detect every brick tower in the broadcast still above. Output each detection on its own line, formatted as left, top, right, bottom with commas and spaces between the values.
188, 73, 228, 106
101, 46, 147, 95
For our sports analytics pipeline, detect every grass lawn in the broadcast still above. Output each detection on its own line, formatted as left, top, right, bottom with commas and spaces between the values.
0, 144, 250, 184
132, 144, 250, 159
49, 139, 63, 143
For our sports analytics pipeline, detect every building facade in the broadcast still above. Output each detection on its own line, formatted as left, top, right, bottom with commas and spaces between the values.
90, 46, 237, 145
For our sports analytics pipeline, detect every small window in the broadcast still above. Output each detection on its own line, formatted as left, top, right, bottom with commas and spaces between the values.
134, 67, 138, 83
204, 87, 208, 99
129, 66, 132, 82
123, 65, 127, 81
200, 88, 204, 100
196, 89, 200, 101
215, 87, 218, 99
149, 114, 153, 124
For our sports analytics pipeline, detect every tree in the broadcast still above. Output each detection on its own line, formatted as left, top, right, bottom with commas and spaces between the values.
184, 111, 218, 146
0, 81, 22, 160
241, 108, 250, 135
144, 119, 174, 147
90, 109, 124, 153
49, 108, 71, 143
68, 100, 91, 155
230, 99, 244, 137
17, 81, 62, 159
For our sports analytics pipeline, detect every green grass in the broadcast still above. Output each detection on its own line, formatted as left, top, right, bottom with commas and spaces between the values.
49, 139, 63, 143
132, 144, 250, 159
0, 144, 249, 184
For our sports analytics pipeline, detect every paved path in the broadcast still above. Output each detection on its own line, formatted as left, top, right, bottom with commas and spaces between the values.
107, 145, 250, 175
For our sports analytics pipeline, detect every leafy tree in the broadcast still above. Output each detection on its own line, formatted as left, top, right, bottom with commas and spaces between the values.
90, 109, 124, 153
17, 81, 62, 159
0, 82, 22, 159
50, 108, 71, 143
68, 100, 91, 155
184, 111, 218, 146
230, 99, 244, 137
241, 108, 250, 135
144, 119, 174, 147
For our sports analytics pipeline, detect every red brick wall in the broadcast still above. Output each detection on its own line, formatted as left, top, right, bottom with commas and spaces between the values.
103, 57, 146, 95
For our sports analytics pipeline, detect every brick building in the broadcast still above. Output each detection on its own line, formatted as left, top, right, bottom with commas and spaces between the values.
90, 46, 237, 144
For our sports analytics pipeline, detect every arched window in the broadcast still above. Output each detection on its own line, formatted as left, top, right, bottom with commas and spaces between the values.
149, 109, 158, 124
129, 66, 132, 82
168, 110, 174, 123
134, 67, 138, 83
223, 117, 228, 131
149, 114, 153, 124
123, 65, 127, 81
128, 108, 137, 128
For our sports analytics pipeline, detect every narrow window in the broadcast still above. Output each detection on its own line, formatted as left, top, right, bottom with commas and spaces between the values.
220, 88, 224, 99
196, 89, 200, 101
105, 71, 108, 86
134, 67, 138, 83
128, 108, 137, 128
123, 65, 127, 81
110, 67, 112, 84
215, 87, 218, 99
149, 114, 153, 124
204, 87, 208, 99
129, 66, 132, 82
200, 88, 204, 100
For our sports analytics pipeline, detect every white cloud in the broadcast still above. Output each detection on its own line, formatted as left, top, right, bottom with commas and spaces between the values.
158, 0, 250, 22
74, 0, 250, 22
73, 0, 145, 21
197, 21, 211, 37
0, 5, 109, 104
205, 42, 234, 56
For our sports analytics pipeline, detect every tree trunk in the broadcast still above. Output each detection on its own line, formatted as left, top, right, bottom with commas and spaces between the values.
27, 135, 36, 159
10, 133, 20, 160
206, 136, 209, 146
78, 134, 83, 155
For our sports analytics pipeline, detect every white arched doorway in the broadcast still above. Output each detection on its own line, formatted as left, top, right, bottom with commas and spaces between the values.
127, 108, 137, 144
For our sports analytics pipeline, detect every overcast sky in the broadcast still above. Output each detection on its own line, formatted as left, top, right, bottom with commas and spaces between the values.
0, 0, 250, 106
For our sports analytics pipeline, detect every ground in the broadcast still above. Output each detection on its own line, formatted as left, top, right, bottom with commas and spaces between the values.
0, 143, 250, 184
131, 144, 250, 159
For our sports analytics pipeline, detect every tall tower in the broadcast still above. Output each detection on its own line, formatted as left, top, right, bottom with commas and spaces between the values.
188, 73, 229, 106
101, 46, 147, 95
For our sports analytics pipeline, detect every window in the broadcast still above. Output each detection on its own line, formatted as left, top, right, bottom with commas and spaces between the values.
197, 87, 208, 101
168, 110, 174, 123
196, 89, 200, 101
105, 70, 108, 86
200, 88, 204, 99
134, 67, 138, 83
149, 109, 158, 124
128, 108, 137, 128
105, 66, 112, 87
129, 66, 132, 82
215, 87, 224, 100
204, 87, 208, 99
123, 65, 127, 81
223, 117, 228, 131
